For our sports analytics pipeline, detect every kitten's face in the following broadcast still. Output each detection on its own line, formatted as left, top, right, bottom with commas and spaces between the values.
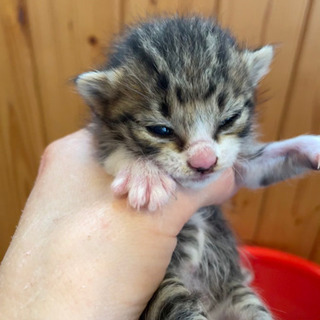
77, 66, 254, 187
147, 87, 254, 187
76, 17, 272, 186
115, 72, 254, 187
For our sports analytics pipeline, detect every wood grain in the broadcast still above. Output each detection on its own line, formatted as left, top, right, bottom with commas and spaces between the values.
254, 0, 320, 260
218, 0, 311, 242
26, 0, 121, 143
123, 0, 218, 24
0, 0, 46, 258
310, 229, 320, 263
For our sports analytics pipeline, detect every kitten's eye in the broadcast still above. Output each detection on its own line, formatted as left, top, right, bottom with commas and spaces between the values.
219, 112, 241, 130
146, 125, 174, 137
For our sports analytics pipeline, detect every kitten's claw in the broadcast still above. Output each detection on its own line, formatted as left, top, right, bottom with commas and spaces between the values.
306, 137, 320, 170
294, 135, 320, 170
112, 160, 176, 211
111, 169, 130, 195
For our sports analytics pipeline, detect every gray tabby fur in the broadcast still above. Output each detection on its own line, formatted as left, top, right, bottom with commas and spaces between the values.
75, 16, 320, 319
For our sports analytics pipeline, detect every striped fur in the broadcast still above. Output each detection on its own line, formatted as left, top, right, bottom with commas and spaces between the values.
76, 16, 320, 319
140, 207, 272, 320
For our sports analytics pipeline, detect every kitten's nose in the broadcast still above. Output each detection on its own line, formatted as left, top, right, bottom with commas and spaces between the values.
187, 144, 218, 174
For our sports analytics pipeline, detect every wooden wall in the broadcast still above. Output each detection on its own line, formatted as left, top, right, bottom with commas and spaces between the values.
1, 0, 319, 263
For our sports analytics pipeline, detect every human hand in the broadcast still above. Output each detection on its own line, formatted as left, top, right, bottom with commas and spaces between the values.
0, 130, 237, 320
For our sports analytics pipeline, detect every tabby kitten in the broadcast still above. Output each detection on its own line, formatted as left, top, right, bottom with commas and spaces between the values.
76, 16, 320, 320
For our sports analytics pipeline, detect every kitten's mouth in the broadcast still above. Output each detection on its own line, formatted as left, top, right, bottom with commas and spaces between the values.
177, 172, 217, 186
175, 169, 225, 188
190, 174, 212, 182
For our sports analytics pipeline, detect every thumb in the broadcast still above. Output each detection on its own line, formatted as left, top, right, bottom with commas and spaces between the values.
146, 168, 237, 237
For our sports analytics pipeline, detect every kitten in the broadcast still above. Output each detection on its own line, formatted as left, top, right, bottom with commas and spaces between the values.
76, 16, 320, 320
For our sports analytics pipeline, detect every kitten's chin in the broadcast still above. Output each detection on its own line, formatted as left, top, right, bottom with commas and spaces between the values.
177, 170, 224, 190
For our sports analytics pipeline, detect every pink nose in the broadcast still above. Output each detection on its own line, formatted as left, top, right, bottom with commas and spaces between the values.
187, 145, 218, 173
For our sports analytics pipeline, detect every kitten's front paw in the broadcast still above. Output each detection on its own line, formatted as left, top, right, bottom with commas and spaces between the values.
111, 160, 176, 211
296, 135, 320, 170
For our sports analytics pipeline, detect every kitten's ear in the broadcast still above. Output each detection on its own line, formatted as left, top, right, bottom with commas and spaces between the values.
245, 45, 273, 86
75, 69, 121, 116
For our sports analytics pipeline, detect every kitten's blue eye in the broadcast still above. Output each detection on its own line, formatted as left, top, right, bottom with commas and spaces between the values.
219, 112, 241, 130
147, 125, 174, 137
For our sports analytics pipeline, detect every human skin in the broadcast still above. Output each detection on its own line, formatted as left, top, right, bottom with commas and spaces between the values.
0, 130, 237, 320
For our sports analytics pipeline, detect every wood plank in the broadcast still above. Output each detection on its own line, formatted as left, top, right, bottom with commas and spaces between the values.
218, 0, 270, 45
218, 0, 310, 242
0, 0, 46, 259
255, 0, 320, 259
26, 0, 121, 143
122, 0, 218, 24
309, 229, 320, 264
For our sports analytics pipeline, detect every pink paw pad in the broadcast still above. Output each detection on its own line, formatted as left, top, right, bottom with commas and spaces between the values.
112, 160, 176, 211
148, 175, 176, 211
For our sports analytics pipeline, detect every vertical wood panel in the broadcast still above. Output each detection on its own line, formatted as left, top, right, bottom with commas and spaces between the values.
0, 0, 46, 258
255, 0, 320, 259
219, 0, 271, 44
220, 0, 311, 140
123, 0, 218, 24
218, 0, 311, 243
26, 0, 121, 143
310, 230, 320, 263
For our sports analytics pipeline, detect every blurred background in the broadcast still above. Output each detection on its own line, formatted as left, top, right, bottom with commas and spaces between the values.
1, 0, 319, 263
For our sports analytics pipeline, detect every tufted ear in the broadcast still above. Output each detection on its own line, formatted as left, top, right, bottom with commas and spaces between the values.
75, 69, 121, 116
245, 45, 273, 86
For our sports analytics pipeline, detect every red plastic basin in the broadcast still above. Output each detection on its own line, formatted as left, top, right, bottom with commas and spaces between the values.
240, 246, 320, 320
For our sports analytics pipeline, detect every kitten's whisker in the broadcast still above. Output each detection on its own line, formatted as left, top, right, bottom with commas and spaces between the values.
232, 164, 245, 183
236, 158, 250, 167
236, 154, 254, 166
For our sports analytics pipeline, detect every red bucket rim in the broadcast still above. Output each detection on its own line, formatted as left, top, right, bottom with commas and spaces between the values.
240, 245, 320, 277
